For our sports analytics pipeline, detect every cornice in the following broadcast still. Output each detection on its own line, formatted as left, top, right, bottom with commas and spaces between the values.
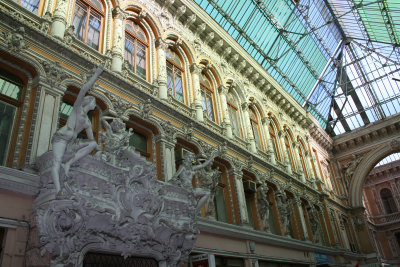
0, 166, 39, 196
333, 113, 400, 158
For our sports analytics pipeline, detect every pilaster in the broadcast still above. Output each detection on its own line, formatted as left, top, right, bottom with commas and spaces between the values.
156, 38, 169, 100
190, 63, 205, 122
241, 102, 257, 153
218, 85, 232, 139
111, 6, 126, 72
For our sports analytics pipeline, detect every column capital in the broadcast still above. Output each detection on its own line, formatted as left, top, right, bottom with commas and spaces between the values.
190, 63, 205, 75
112, 6, 126, 20
218, 85, 229, 95
262, 117, 272, 126
241, 102, 249, 112
155, 38, 169, 51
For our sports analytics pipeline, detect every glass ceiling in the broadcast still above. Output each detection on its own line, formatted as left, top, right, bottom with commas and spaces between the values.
194, 0, 400, 136
375, 152, 400, 167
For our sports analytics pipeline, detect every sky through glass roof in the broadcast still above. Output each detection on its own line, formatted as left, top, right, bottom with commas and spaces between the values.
194, 0, 400, 136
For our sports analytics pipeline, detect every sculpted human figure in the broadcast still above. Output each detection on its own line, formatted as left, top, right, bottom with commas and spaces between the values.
276, 190, 291, 236
51, 65, 104, 195
100, 116, 134, 165
171, 150, 221, 210
198, 165, 221, 217
257, 181, 270, 231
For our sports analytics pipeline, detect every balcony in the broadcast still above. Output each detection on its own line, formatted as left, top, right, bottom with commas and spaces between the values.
368, 211, 400, 226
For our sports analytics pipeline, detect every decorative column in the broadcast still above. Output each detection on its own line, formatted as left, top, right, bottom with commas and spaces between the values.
111, 6, 126, 73
30, 61, 68, 161
261, 117, 276, 165
241, 102, 257, 153
50, 0, 69, 38
318, 206, 331, 245
157, 121, 177, 181
156, 38, 169, 100
294, 196, 309, 241
278, 130, 292, 174
190, 64, 204, 122
218, 85, 233, 139
230, 168, 250, 225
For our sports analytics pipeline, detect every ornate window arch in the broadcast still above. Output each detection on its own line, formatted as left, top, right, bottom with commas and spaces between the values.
124, 20, 148, 79
199, 71, 217, 122
72, 0, 105, 51
380, 188, 398, 214
0, 69, 25, 166
249, 106, 262, 150
284, 129, 296, 170
166, 48, 185, 103
268, 118, 281, 161
298, 140, 309, 179
227, 92, 242, 138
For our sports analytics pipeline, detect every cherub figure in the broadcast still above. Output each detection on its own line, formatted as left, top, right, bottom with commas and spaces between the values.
51, 65, 103, 195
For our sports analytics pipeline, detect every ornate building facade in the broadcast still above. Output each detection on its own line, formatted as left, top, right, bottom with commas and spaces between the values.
0, 0, 397, 266
364, 160, 400, 265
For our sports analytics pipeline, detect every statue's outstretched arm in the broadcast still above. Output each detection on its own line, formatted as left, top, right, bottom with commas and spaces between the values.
193, 151, 221, 171
75, 65, 104, 107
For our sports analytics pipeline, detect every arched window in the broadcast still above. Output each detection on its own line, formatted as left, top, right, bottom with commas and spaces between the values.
124, 20, 147, 79
166, 49, 184, 103
16, 0, 42, 14
0, 70, 23, 166
72, 0, 104, 51
249, 107, 262, 150
199, 73, 216, 122
227, 93, 241, 137
298, 142, 308, 178
269, 123, 280, 161
381, 188, 398, 214
284, 135, 295, 170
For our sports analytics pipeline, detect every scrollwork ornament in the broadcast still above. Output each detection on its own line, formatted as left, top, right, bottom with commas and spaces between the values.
139, 99, 152, 119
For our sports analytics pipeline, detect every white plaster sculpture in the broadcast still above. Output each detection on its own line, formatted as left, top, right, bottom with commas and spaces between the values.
198, 164, 221, 217
99, 116, 143, 167
51, 65, 103, 195
171, 150, 221, 210
276, 190, 291, 236
257, 181, 270, 231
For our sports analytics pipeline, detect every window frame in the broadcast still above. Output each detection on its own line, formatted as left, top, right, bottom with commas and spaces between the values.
227, 94, 242, 138
284, 135, 296, 170
269, 124, 281, 161
124, 20, 148, 80
16, 0, 43, 14
200, 72, 217, 122
0, 70, 24, 167
72, 0, 105, 51
249, 106, 263, 150
166, 49, 185, 103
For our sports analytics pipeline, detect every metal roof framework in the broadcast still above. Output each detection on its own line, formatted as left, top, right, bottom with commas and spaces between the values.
194, 0, 400, 136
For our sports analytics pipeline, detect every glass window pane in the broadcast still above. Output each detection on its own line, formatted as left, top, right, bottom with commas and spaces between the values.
167, 66, 173, 93
90, 0, 103, 11
206, 93, 214, 121
136, 44, 146, 78
214, 186, 227, 222
20, 0, 40, 13
73, 1, 88, 41
129, 132, 147, 152
175, 72, 183, 103
0, 79, 21, 100
0, 102, 16, 165
60, 102, 73, 120
87, 12, 101, 50
124, 36, 135, 69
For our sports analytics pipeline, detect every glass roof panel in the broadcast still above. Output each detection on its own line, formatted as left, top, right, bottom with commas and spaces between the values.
195, 0, 400, 136
375, 152, 400, 167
